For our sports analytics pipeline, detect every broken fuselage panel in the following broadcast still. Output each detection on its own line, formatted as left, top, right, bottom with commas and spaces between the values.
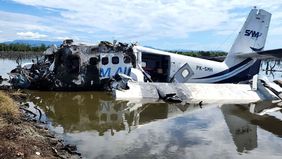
9, 40, 136, 90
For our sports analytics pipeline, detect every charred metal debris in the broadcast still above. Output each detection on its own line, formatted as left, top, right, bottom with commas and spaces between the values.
9, 40, 136, 90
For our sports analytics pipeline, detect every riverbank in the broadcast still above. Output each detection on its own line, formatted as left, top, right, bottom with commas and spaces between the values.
0, 90, 80, 159
0, 51, 42, 59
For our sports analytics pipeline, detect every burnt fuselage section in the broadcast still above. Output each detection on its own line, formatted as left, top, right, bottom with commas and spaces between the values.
9, 40, 135, 90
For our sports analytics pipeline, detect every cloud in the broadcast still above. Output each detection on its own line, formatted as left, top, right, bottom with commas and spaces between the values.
0, 10, 46, 31
11, 0, 231, 39
56, 36, 73, 40
1, 0, 282, 50
0, 10, 57, 41
17, 31, 47, 39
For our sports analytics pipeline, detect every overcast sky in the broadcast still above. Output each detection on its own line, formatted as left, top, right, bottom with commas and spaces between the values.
1, 0, 282, 51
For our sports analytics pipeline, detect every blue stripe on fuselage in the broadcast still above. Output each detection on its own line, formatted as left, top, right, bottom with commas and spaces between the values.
214, 60, 261, 83
193, 58, 253, 80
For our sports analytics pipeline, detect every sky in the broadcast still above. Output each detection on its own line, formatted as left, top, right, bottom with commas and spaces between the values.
1, 0, 282, 51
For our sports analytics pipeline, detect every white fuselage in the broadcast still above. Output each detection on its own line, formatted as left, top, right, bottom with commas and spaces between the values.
134, 46, 258, 83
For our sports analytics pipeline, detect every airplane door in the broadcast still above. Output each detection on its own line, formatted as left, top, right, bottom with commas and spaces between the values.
171, 63, 194, 83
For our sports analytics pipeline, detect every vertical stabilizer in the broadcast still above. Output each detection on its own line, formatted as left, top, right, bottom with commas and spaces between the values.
224, 8, 271, 66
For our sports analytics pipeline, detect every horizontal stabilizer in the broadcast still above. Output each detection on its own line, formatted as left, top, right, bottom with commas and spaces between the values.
236, 48, 282, 59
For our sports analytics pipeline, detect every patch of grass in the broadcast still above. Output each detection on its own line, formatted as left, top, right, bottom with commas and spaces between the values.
0, 91, 19, 118
9, 90, 27, 101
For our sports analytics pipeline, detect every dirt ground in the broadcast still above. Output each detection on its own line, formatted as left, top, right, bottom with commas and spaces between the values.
0, 90, 81, 159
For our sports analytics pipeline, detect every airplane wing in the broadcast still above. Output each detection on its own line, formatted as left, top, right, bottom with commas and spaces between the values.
236, 48, 282, 59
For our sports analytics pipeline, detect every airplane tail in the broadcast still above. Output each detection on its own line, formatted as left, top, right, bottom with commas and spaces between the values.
224, 8, 271, 67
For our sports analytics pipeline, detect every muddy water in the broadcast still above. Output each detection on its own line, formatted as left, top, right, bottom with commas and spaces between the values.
1, 58, 282, 158
0, 58, 31, 79
26, 92, 282, 159
0, 59, 18, 79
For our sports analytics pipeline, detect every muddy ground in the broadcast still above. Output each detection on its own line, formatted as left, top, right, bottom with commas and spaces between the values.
0, 90, 81, 159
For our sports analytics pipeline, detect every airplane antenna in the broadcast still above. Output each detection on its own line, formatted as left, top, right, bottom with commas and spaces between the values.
214, 23, 242, 52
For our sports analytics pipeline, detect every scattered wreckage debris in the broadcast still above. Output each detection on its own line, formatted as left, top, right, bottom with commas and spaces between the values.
9, 39, 136, 91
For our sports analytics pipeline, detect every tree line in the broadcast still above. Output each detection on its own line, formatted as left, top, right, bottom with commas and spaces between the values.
0, 43, 227, 57
0, 43, 48, 52
169, 50, 227, 57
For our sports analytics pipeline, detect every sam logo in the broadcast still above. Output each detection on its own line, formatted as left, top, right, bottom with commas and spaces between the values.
244, 30, 262, 38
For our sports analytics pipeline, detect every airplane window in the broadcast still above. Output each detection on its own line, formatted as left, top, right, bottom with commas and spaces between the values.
124, 56, 131, 64
102, 57, 109, 65
181, 69, 189, 78
100, 113, 107, 121
89, 57, 99, 65
112, 56, 119, 64
110, 114, 118, 120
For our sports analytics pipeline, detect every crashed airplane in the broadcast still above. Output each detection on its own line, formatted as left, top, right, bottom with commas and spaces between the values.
9, 40, 136, 90
8, 8, 282, 93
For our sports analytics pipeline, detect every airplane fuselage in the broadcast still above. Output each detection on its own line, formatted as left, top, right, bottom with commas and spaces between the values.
135, 46, 261, 83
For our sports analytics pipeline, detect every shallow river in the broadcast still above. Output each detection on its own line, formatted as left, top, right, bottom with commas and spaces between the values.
1, 58, 282, 159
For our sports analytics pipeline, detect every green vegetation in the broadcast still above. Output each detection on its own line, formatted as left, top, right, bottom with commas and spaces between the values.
0, 43, 47, 52
168, 50, 227, 57
0, 43, 227, 58
0, 43, 46, 59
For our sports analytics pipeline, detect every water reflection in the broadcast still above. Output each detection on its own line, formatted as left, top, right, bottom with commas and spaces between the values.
27, 91, 282, 158
260, 60, 282, 80
28, 91, 203, 135
221, 102, 282, 153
